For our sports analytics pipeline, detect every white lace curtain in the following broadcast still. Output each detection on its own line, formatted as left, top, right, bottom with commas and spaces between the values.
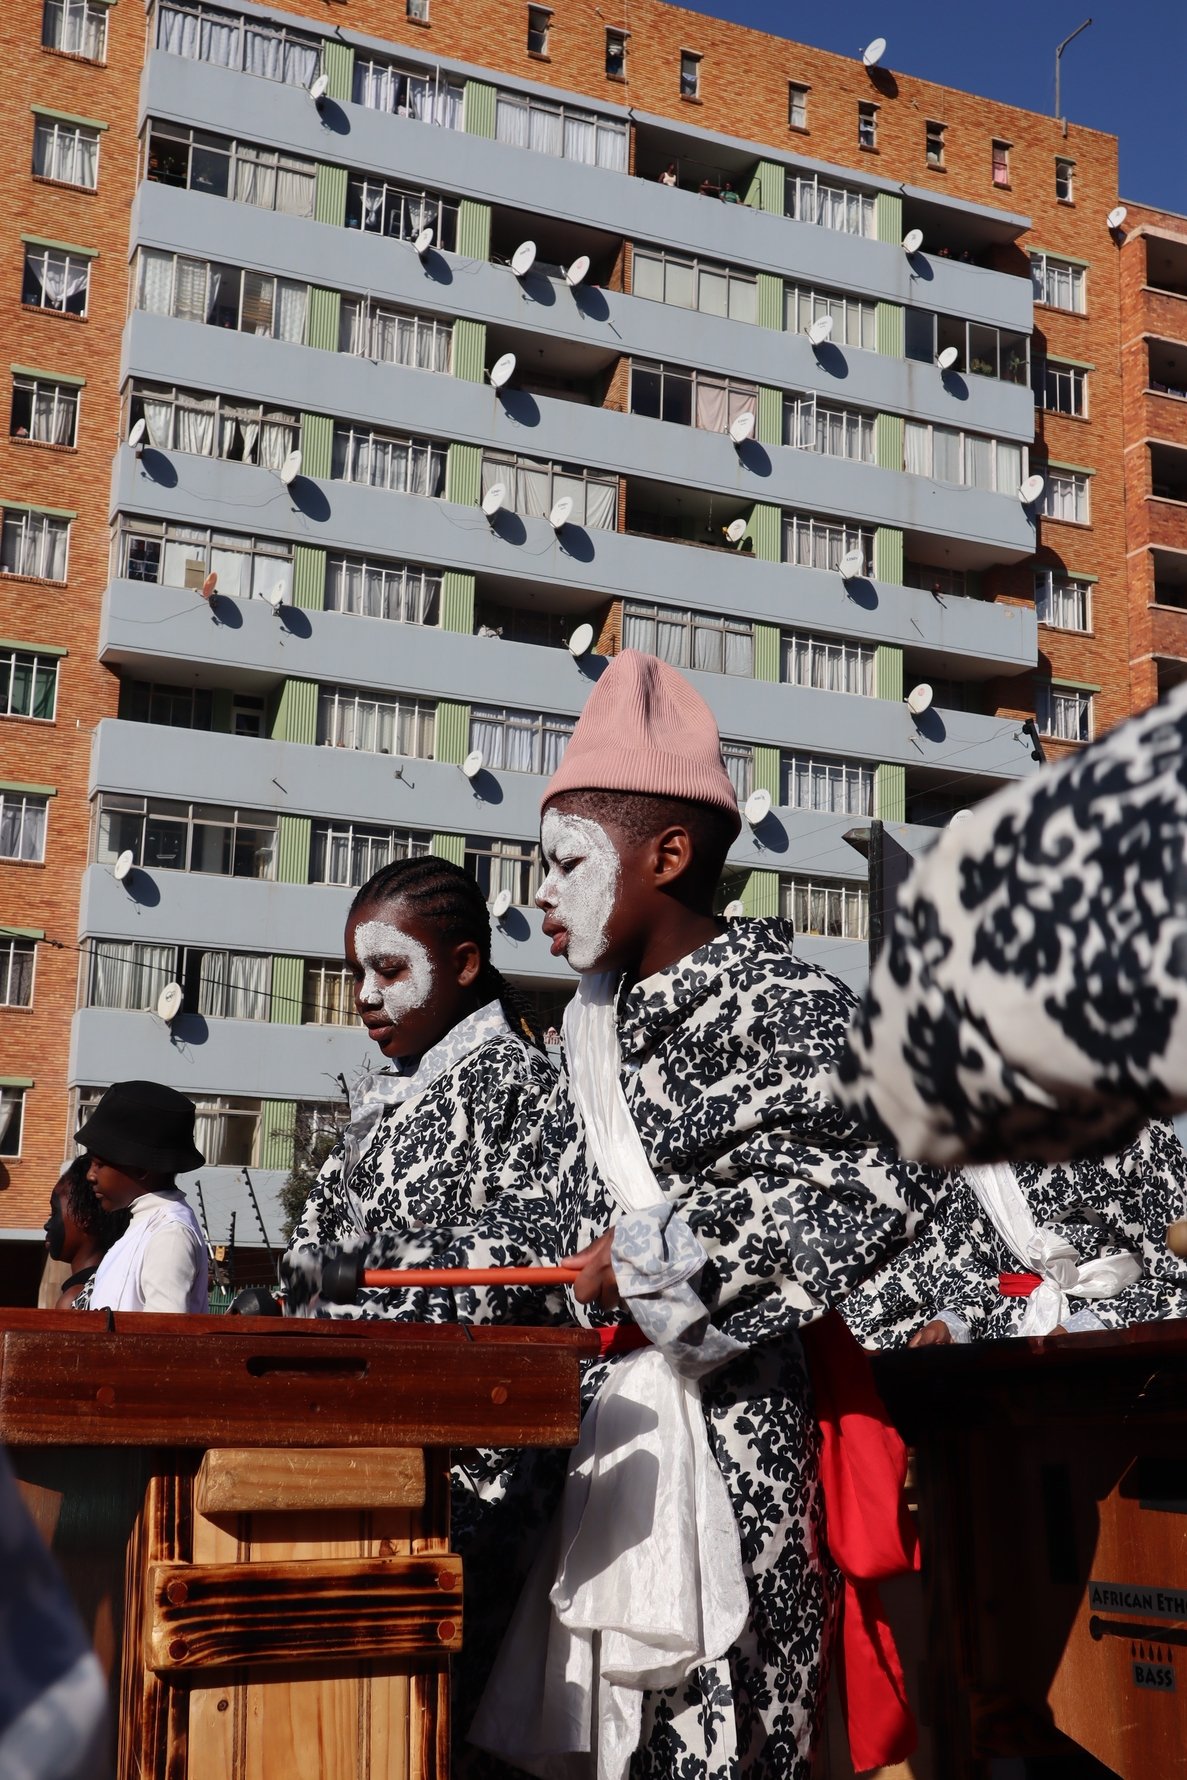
90, 941, 175, 1010
158, 4, 237, 66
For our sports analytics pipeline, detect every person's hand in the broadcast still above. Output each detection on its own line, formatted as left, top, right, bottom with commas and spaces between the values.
908, 1318, 954, 1348
563, 1230, 620, 1311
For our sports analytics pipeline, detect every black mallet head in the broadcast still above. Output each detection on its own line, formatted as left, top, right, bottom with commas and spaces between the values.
320, 1250, 365, 1304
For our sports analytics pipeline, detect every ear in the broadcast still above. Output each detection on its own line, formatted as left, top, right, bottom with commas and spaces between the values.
650, 824, 696, 889
450, 938, 484, 989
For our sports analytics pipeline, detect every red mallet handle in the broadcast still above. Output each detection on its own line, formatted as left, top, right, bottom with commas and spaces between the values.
359, 1266, 581, 1288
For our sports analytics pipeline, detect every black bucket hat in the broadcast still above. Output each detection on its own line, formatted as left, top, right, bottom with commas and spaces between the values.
76, 1081, 204, 1175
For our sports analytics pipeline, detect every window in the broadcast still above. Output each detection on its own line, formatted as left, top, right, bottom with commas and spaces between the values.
309, 821, 430, 887
788, 82, 809, 130
0, 939, 35, 1007
338, 298, 451, 373
630, 362, 757, 436
10, 375, 78, 447
1034, 358, 1087, 417
471, 705, 574, 776
476, 601, 570, 647
465, 836, 541, 906
783, 512, 873, 575
606, 30, 627, 78
857, 102, 878, 151
785, 282, 876, 352
317, 686, 436, 758
119, 519, 293, 604
680, 51, 700, 99
783, 631, 873, 696
352, 56, 463, 127
786, 173, 874, 237
124, 680, 213, 730
1035, 569, 1091, 632
136, 250, 308, 343
33, 117, 100, 189
94, 795, 276, 878
190, 1096, 259, 1166
1, 509, 69, 581
0, 791, 49, 862
1040, 467, 1091, 524
991, 140, 1011, 187
326, 555, 441, 624
902, 423, 1025, 494
156, 5, 321, 88
43, 0, 108, 60
527, 6, 551, 54
783, 753, 873, 816
1030, 252, 1086, 314
721, 742, 753, 802
1, 649, 59, 721
21, 244, 89, 315
407, 0, 429, 19
345, 176, 458, 249
303, 960, 357, 1026
495, 91, 627, 171
481, 453, 617, 530
87, 940, 271, 1022
904, 309, 1029, 384
144, 122, 316, 219
332, 425, 446, 497
925, 120, 946, 168
623, 603, 753, 677
785, 395, 875, 462
782, 875, 868, 941
633, 247, 757, 323
1055, 158, 1075, 202
1035, 681, 1092, 744
128, 383, 299, 470
0, 1090, 24, 1158
905, 561, 968, 598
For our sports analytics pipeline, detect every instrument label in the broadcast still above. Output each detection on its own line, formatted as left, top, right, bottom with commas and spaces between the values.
1089, 1580, 1187, 1623
1132, 1662, 1176, 1693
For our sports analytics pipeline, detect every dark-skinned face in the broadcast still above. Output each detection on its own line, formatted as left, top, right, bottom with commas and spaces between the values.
86, 1156, 151, 1215
537, 795, 688, 977
345, 899, 482, 1062
44, 1180, 75, 1262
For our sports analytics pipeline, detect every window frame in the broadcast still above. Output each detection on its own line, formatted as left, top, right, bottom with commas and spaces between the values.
144, 121, 317, 219
679, 50, 701, 100
0, 790, 50, 863
308, 820, 430, 887
32, 116, 101, 190
352, 54, 463, 125
925, 119, 946, 168
325, 553, 442, 625
0, 938, 36, 1008
632, 245, 757, 323
782, 629, 874, 696
127, 381, 299, 469
0, 648, 60, 722
1039, 466, 1091, 525
628, 360, 757, 436
857, 102, 878, 151
1034, 568, 1092, 632
1034, 357, 1088, 417
526, 4, 552, 55
21, 244, 90, 316
782, 751, 874, 817
316, 685, 437, 759
782, 511, 874, 575
1030, 251, 1086, 314
781, 874, 869, 942
1, 508, 70, 582
480, 451, 618, 530
155, 4, 323, 89
622, 601, 754, 678
344, 173, 459, 249
93, 793, 277, 879
135, 247, 309, 343
785, 281, 876, 351
493, 88, 627, 170
1055, 157, 1075, 203
464, 834, 542, 906
604, 29, 627, 78
785, 393, 875, 462
337, 295, 452, 374
0, 1089, 25, 1159
469, 704, 576, 777
1035, 680, 1093, 744
42, 0, 109, 62
303, 958, 358, 1026
117, 518, 293, 603
787, 81, 809, 131
10, 373, 79, 448
991, 138, 1011, 187
331, 423, 447, 498
786, 171, 875, 238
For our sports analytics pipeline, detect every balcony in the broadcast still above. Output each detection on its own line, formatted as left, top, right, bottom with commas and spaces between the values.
1150, 441, 1187, 504
1150, 545, 1187, 611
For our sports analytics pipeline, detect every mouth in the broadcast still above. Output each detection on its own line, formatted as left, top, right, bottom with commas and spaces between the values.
541, 919, 570, 957
363, 1020, 398, 1047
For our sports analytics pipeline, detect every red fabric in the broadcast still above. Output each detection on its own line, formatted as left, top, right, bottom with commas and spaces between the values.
998, 1271, 1041, 1297
801, 1311, 920, 1775
596, 1321, 650, 1358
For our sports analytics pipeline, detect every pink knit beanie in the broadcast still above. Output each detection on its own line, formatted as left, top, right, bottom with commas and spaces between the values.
542, 650, 741, 836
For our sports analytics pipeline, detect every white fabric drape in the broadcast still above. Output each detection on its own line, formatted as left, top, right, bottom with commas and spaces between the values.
583, 478, 617, 531
35, 255, 88, 311
563, 114, 597, 165
496, 96, 532, 149
138, 250, 174, 315
177, 395, 215, 456
903, 422, 930, 477
90, 941, 174, 1011
138, 397, 173, 449
694, 380, 729, 434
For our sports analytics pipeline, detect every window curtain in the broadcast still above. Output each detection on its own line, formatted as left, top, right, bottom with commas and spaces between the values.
200, 950, 268, 1020
965, 435, 994, 490
275, 281, 306, 343
193, 1103, 228, 1166
622, 609, 652, 653
35, 255, 88, 311
596, 123, 628, 171
695, 379, 730, 434
90, 940, 174, 1011
529, 104, 564, 158
903, 422, 930, 477
138, 249, 174, 315
563, 113, 597, 166
997, 442, 1023, 493
258, 416, 294, 471
582, 477, 617, 531
496, 96, 531, 148
251, 551, 292, 604
235, 149, 275, 210
276, 158, 314, 218
176, 393, 215, 456
471, 709, 510, 770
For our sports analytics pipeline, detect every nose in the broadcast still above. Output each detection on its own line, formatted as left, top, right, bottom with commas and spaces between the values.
535, 875, 555, 910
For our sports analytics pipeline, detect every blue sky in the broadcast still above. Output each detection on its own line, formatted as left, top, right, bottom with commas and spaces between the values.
679, 0, 1186, 214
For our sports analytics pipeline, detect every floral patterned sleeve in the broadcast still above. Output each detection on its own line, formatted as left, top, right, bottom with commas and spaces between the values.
840, 1178, 1005, 1348
288, 1140, 352, 1257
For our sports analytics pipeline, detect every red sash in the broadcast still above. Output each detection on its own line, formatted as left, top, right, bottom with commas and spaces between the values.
998, 1271, 1042, 1297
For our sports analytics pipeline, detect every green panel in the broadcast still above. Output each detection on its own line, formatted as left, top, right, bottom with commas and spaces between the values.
874, 645, 903, 701
458, 199, 492, 260
435, 700, 470, 765
876, 301, 904, 358
874, 413, 903, 472
755, 387, 782, 446
270, 955, 304, 1024
20, 234, 97, 258
30, 104, 108, 131
874, 192, 902, 245
464, 80, 497, 138
753, 623, 780, 683
321, 39, 353, 103
874, 527, 903, 585
747, 505, 781, 563
446, 442, 482, 506
314, 162, 347, 227
0, 780, 55, 796
746, 161, 784, 215
299, 412, 333, 481
431, 832, 465, 865
210, 689, 233, 733
875, 763, 905, 823
452, 318, 486, 383
752, 744, 780, 801
272, 678, 317, 745
258, 1100, 296, 1172
9, 364, 85, 388
756, 273, 783, 332
0, 637, 67, 655
741, 868, 779, 918
277, 814, 311, 886
292, 544, 326, 612
441, 571, 475, 634
306, 286, 340, 352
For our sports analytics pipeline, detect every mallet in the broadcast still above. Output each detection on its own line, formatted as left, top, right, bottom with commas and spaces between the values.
320, 1250, 580, 1304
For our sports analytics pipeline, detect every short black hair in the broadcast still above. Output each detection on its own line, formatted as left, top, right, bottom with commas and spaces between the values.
550, 789, 736, 896
60, 1155, 131, 1252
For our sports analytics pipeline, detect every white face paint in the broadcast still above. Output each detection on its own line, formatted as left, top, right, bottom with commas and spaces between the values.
352, 919, 435, 1028
537, 809, 621, 972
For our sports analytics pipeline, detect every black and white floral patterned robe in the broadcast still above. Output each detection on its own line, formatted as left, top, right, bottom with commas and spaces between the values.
844, 1119, 1187, 1348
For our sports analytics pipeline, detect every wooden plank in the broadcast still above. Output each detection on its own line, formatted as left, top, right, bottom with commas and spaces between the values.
120, 1464, 192, 1780
145, 1555, 463, 1673
196, 1448, 426, 1515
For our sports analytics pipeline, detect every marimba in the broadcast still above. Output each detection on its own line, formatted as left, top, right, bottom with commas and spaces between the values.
1, 1308, 595, 1780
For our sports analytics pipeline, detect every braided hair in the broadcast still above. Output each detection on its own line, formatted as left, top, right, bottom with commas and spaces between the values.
349, 854, 544, 1051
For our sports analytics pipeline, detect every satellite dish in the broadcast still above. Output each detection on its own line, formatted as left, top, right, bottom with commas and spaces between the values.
414, 226, 434, 257
948, 808, 974, 826
723, 899, 745, 920
1107, 205, 1127, 230
461, 750, 484, 779
481, 482, 506, 517
807, 315, 834, 346
511, 240, 537, 278
725, 517, 748, 543
278, 449, 302, 486
906, 683, 933, 716
491, 887, 513, 920
490, 352, 516, 389
1019, 473, 1045, 505
568, 621, 594, 657
113, 849, 135, 883
156, 982, 183, 1023
839, 547, 865, 580
564, 255, 590, 287
862, 36, 887, 67
308, 72, 329, 104
729, 411, 756, 445
128, 417, 147, 452
903, 228, 924, 254
549, 495, 574, 530
937, 345, 960, 371
744, 788, 772, 827
264, 581, 287, 611
200, 571, 218, 602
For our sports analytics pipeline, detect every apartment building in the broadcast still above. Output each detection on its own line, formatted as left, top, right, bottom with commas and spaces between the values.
3, 0, 1131, 1248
